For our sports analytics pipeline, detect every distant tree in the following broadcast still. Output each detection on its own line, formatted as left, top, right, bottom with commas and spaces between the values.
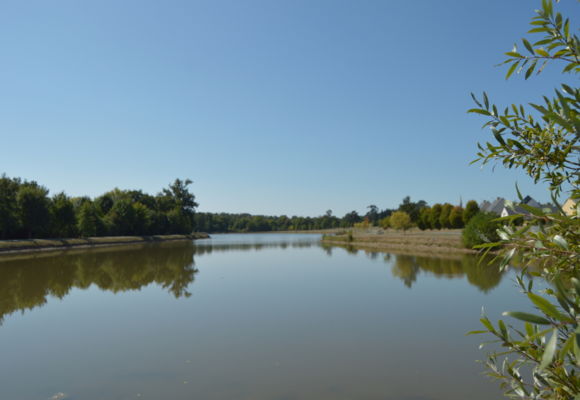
107, 198, 137, 235
379, 216, 390, 229
365, 205, 379, 226
429, 204, 443, 230
77, 201, 100, 237
17, 182, 50, 238
0, 174, 20, 239
417, 207, 431, 230
95, 194, 114, 215
439, 203, 454, 229
449, 206, 464, 229
50, 192, 77, 237
462, 200, 479, 224
398, 196, 428, 223
341, 211, 362, 227
389, 211, 412, 231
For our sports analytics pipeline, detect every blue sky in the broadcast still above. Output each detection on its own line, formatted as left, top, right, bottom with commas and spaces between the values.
1, 0, 577, 216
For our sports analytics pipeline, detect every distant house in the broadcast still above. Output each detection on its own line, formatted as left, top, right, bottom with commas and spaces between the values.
563, 198, 577, 216
521, 195, 541, 209
500, 204, 527, 218
480, 197, 508, 215
499, 195, 558, 218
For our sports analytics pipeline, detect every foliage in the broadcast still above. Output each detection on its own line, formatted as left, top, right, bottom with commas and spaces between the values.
463, 200, 480, 224
398, 196, 427, 223
439, 203, 454, 229
461, 212, 501, 249
417, 207, 431, 230
468, 1, 580, 398
0, 176, 198, 239
389, 211, 412, 231
429, 203, 443, 230
379, 216, 390, 229
50, 193, 77, 238
449, 206, 465, 229
17, 182, 50, 238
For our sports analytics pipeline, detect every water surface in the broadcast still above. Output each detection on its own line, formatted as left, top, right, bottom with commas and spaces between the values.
0, 233, 527, 399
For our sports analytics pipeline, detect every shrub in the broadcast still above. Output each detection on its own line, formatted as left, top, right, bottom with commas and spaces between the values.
462, 200, 479, 224
389, 211, 412, 231
461, 212, 501, 249
379, 217, 390, 229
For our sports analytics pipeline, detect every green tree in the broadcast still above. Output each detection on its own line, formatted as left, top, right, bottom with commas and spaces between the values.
417, 207, 431, 230
365, 205, 379, 226
0, 175, 20, 239
449, 206, 464, 229
50, 192, 77, 238
468, 1, 580, 397
17, 182, 50, 238
439, 203, 454, 229
379, 216, 390, 229
462, 200, 479, 224
389, 211, 412, 231
77, 201, 101, 237
429, 203, 443, 230
398, 196, 427, 223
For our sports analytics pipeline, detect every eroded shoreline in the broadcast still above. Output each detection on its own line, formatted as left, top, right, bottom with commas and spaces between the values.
0, 233, 210, 256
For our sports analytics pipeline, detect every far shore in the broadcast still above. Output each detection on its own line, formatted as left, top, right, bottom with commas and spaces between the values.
0, 233, 210, 256
321, 228, 480, 255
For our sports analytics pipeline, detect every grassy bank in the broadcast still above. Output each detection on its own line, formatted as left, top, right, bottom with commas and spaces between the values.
321, 228, 477, 254
0, 233, 210, 255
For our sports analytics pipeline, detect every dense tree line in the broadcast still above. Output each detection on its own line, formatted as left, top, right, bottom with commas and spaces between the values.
0, 173, 483, 238
194, 210, 349, 233
0, 174, 197, 239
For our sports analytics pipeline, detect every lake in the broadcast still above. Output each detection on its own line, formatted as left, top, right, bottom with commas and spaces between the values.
0, 233, 528, 400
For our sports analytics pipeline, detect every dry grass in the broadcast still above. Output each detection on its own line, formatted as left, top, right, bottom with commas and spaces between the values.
322, 228, 475, 254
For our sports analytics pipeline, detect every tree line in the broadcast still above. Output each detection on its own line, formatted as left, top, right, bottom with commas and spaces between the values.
0, 174, 484, 238
0, 174, 197, 239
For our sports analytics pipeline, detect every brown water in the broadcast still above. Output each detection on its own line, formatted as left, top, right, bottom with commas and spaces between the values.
0, 233, 526, 400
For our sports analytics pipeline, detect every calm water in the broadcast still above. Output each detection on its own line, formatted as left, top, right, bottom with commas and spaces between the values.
0, 233, 529, 400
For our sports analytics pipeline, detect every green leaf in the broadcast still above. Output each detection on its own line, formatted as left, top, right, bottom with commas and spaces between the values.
466, 330, 488, 335
527, 292, 568, 321
522, 38, 534, 54
467, 109, 491, 116
552, 234, 569, 250
506, 61, 519, 79
480, 317, 496, 333
528, 27, 550, 33
502, 311, 551, 325
515, 182, 523, 201
539, 329, 558, 370
519, 203, 545, 216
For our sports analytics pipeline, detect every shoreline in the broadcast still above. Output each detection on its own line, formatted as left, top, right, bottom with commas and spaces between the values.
321, 229, 480, 255
0, 233, 210, 256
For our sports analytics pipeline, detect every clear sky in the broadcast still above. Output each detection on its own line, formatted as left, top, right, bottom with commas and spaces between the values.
1, 0, 577, 216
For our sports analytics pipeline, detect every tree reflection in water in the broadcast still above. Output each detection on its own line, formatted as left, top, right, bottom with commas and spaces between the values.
0, 238, 506, 325
0, 242, 198, 324
389, 253, 503, 292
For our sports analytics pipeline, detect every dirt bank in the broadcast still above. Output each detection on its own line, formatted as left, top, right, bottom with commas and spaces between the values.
321, 228, 479, 254
0, 233, 210, 256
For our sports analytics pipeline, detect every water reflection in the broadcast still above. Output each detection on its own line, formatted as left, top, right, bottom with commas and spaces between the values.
388, 253, 502, 292
0, 235, 506, 326
192, 240, 315, 255
0, 242, 198, 324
